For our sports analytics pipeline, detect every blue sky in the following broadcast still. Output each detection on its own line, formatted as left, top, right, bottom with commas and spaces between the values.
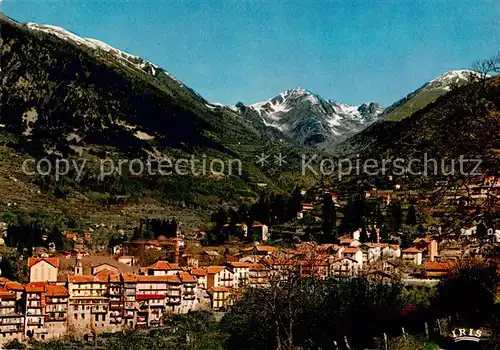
2, 1, 499, 106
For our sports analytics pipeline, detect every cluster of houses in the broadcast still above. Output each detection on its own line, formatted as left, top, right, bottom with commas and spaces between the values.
0, 251, 275, 343
0, 218, 496, 345
0, 233, 438, 344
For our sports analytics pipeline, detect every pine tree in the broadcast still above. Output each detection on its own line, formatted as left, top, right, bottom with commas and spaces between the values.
287, 185, 302, 220
212, 208, 228, 233
271, 194, 287, 224
170, 219, 178, 237
370, 226, 378, 243
322, 193, 337, 241
254, 192, 271, 225
406, 204, 417, 226
388, 201, 403, 233
0, 258, 15, 280
131, 227, 141, 241
359, 226, 369, 243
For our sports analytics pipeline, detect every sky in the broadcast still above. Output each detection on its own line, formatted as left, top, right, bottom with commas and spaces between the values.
2, 0, 499, 107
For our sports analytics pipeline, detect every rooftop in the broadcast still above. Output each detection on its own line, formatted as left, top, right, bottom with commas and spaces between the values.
28, 257, 60, 268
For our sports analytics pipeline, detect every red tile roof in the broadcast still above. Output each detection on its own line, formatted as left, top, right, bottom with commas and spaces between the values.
25, 282, 47, 293
343, 247, 360, 254
242, 245, 276, 253
206, 266, 226, 274
121, 273, 137, 283
402, 247, 422, 253
227, 262, 250, 268
190, 268, 207, 276
148, 261, 181, 270
178, 272, 197, 283
68, 275, 106, 283
46, 285, 69, 297
5, 281, 24, 292
0, 287, 16, 299
136, 275, 181, 283
65, 233, 76, 239
425, 262, 451, 271
248, 263, 267, 271
28, 257, 60, 268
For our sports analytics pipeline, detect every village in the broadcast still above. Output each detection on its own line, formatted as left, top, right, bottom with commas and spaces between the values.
0, 174, 498, 345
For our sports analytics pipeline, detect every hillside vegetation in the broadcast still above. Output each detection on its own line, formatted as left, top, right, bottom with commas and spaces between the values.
0, 14, 315, 232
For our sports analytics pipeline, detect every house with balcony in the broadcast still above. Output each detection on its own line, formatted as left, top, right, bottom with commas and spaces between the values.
67, 275, 109, 335
190, 268, 207, 291
207, 286, 232, 311
358, 243, 381, 264
329, 257, 360, 276
135, 275, 169, 327
44, 285, 68, 339
121, 274, 137, 328
105, 273, 124, 330
226, 262, 249, 289
381, 244, 401, 259
24, 282, 46, 340
340, 247, 363, 269
164, 275, 182, 314
248, 264, 269, 288
413, 237, 439, 262
299, 258, 330, 279
402, 248, 423, 265
178, 272, 198, 313
0, 287, 24, 343
206, 266, 234, 289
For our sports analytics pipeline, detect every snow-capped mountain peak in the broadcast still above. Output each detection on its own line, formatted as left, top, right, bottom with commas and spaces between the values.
245, 89, 384, 146
426, 69, 482, 91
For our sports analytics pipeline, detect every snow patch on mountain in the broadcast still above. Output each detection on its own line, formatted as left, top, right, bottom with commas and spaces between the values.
427, 70, 482, 91
27, 23, 183, 86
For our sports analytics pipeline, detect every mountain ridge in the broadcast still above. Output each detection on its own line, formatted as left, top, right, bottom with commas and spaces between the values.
0, 14, 317, 231
236, 88, 384, 147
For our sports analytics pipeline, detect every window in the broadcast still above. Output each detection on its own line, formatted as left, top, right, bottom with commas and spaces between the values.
82, 313, 85, 320
103, 314, 106, 322
74, 313, 78, 320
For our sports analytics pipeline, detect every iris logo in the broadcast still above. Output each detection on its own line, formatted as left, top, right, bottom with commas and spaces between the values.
451, 328, 483, 342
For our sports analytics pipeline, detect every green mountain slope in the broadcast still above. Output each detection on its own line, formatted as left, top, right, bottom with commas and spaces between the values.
0, 15, 314, 232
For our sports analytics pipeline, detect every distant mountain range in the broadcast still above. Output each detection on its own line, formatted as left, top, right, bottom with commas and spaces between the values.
1, 14, 497, 229
236, 88, 383, 147
21, 20, 482, 151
